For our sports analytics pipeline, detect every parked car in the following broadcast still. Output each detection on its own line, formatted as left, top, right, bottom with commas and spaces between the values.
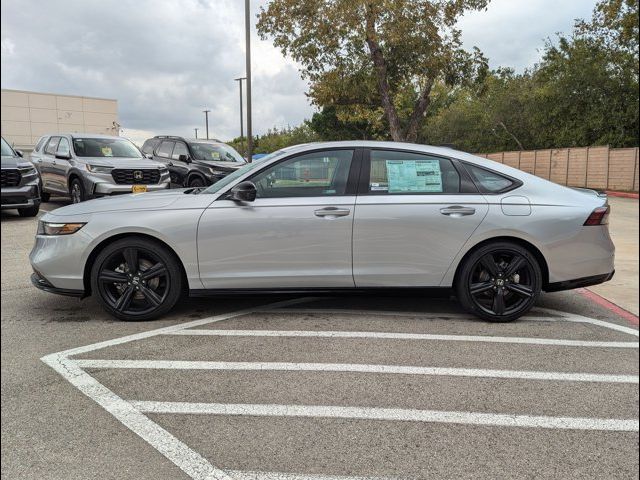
30, 141, 614, 322
1, 136, 41, 217
31, 134, 170, 203
141, 136, 246, 188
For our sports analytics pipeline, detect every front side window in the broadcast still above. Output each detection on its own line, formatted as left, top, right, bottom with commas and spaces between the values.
464, 164, 515, 193
250, 149, 354, 198
190, 143, 245, 163
368, 150, 460, 194
72, 138, 142, 158
172, 142, 189, 160
45, 137, 60, 155
156, 141, 175, 158
57, 137, 71, 156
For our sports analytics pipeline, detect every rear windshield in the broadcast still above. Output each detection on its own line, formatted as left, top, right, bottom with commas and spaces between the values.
190, 143, 245, 163
73, 138, 142, 158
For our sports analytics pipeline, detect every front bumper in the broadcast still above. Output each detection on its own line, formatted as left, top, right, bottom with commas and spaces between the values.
31, 271, 85, 297
1, 184, 40, 209
93, 181, 170, 196
545, 271, 615, 292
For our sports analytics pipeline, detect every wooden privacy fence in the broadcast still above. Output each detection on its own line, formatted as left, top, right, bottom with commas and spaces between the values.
475, 146, 639, 192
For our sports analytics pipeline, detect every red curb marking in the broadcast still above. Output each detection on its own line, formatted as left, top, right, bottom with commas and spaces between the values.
606, 191, 639, 199
578, 288, 639, 326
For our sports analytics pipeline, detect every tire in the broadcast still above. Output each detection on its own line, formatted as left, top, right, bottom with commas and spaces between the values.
188, 176, 205, 188
18, 203, 40, 217
90, 237, 183, 321
69, 178, 86, 203
455, 241, 542, 322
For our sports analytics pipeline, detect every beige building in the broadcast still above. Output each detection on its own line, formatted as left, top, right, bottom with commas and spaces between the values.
1, 88, 119, 153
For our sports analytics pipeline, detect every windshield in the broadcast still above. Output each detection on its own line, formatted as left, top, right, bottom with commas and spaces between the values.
72, 138, 142, 158
190, 143, 245, 163
1, 137, 15, 156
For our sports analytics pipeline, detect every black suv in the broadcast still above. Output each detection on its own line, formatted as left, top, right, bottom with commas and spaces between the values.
141, 136, 246, 188
1, 136, 41, 217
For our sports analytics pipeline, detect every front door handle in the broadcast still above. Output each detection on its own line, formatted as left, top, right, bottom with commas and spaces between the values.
440, 205, 476, 217
314, 207, 351, 218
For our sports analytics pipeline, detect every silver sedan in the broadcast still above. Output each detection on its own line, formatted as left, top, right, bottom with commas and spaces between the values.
30, 141, 615, 322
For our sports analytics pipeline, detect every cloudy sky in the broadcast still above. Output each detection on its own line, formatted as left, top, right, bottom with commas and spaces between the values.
1, 0, 597, 145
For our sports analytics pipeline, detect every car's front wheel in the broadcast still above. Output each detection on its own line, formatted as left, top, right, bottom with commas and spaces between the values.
455, 241, 542, 322
70, 178, 86, 203
90, 238, 183, 321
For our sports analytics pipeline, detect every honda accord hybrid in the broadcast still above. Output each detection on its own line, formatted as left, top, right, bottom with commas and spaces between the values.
30, 141, 615, 322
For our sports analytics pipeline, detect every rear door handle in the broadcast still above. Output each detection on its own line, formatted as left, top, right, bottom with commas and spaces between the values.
314, 207, 351, 218
440, 205, 476, 217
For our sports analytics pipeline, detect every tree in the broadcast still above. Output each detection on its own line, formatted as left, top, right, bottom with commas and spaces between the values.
257, 0, 489, 142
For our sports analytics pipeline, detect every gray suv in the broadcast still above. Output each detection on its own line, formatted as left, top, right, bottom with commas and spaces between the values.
31, 134, 170, 203
1, 136, 41, 216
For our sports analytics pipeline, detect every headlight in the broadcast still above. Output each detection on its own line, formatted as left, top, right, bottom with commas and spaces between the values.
159, 167, 169, 174
38, 222, 86, 236
17, 163, 37, 175
208, 168, 223, 176
86, 164, 113, 173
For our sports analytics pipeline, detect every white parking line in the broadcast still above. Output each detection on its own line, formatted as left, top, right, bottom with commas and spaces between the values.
167, 329, 639, 348
75, 359, 639, 384
131, 401, 640, 432
225, 471, 396, 480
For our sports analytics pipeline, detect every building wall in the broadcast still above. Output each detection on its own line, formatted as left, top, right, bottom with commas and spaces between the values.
476, 146, 639, 193
1, 89, 119, 153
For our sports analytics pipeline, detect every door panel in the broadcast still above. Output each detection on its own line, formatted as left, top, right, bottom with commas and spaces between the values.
51, 137, 71, 192
198, 197, 356, 288
41, 137, 61, 192
353, 195, 488, 286
197, 148, 358, 289
353, 149, 488, 287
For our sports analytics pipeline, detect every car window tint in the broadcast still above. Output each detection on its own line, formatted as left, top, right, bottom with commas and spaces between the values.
34, 137, 47, 152
44, 137, 60, 155
156, 141, 175, 158
56, 137, 70, 156
465, 164, 514, 193
368, 150, 460, 194
251, 149, 354, 198
172, 142, 189, 160
142, 139, 160, 155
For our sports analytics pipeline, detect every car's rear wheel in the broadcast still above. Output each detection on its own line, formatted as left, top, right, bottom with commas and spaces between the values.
456, 241, 542, 322
90, 238, 183, 321
70, 178, 86, 203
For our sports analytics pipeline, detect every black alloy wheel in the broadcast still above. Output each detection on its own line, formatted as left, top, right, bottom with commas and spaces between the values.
188, 176, 205, 188
91, 238, 182, 321
456, 242, 542, 322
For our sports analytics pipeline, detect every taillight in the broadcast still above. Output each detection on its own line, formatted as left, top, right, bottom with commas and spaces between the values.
584, 206, 610, 226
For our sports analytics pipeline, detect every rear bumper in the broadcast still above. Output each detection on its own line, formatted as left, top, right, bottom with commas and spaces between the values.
545, 271, 615, 292
1, 184, 40, 209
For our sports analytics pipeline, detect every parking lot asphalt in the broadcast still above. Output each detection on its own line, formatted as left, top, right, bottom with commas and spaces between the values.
1, 202, 638, 479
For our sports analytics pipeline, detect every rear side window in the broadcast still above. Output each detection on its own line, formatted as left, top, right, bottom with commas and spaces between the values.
142, 138, 160, 155
367, 150, 460, 194
464, 164, 516, 193
44, 137, 60, 155
156, 141, 175, 158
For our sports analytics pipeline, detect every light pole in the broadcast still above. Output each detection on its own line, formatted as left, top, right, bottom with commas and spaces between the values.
194, 127, 199, 139
234, 77, 246, 156
244, 0, 253, 162
202, 109, 211, 139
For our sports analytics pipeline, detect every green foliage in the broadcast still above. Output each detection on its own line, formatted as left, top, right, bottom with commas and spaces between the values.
227, 124, 320, 156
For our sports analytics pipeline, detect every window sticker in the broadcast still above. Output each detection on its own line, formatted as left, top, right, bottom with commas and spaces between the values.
101, 147, 113, 157
386, 159, 442, 193
210, 151, 221, 160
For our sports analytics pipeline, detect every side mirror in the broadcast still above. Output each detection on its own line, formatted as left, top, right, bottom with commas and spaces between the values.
55, 152, 72, 160
228, 181, 257, 202
145, 153, 154, 159
178, 154, 191, 163
15, 149, 23, 157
